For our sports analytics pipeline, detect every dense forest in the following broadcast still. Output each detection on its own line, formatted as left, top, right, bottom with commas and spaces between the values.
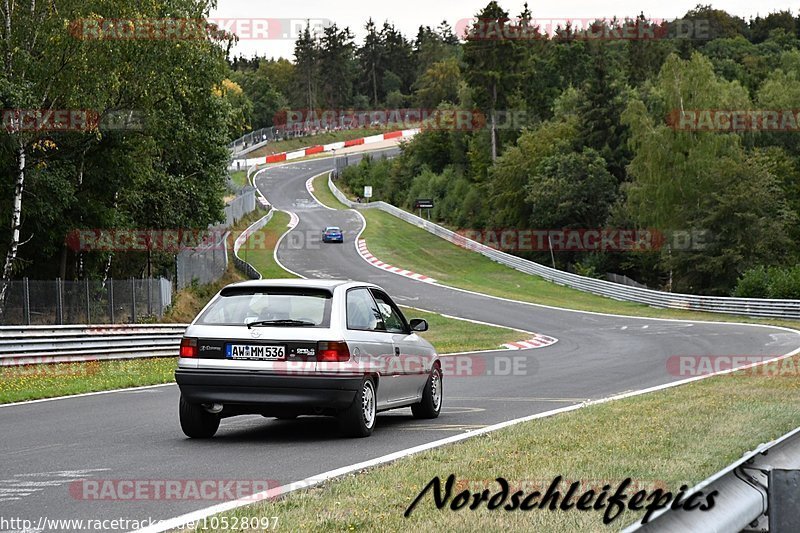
2, 1, 800, 300
231, 3, 800, 297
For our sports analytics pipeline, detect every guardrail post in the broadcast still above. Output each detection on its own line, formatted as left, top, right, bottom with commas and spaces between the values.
85, 277, 91, 324
769, 469, 800, 531
56, 278, 63, 325
131, 277, 136, 323
22, 277, 30, 325
108, 280, 115, 323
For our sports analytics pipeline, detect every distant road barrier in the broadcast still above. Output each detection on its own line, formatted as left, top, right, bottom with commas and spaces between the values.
0, 324, 187, 365
328, 174, 800, 320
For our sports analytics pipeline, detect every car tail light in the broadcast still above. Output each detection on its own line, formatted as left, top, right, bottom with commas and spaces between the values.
317, 341, 350, 362
180, 337, 198, 358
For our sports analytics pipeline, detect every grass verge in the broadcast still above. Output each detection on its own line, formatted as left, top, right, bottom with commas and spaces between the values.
311, 173, 346, 210
206, 353, 800, 531
229, 170, 247, 188
0, 358, 176, 404
323, 178, 800, 329
239, 210, 296, 280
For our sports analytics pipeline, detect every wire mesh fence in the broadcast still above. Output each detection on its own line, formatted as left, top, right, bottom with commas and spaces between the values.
174, 186, 260, 290
176, 231, 230, 290
222, 186, 257, 227
1, 278, 172, 325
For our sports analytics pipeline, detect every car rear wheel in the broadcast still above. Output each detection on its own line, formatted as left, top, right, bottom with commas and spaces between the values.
339, 378, 376, 438
412, 365, 442, 419
179, 396, 220, 438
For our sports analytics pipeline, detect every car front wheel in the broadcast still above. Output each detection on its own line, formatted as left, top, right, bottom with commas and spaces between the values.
179, 396, 220, 438
339, 378, 376, 438
412, 365, 442, 419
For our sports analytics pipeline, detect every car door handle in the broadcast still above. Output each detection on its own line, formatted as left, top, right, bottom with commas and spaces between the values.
394, 347, 400, 356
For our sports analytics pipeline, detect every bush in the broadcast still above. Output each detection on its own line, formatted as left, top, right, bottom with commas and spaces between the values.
733, 265, 800, 299
768, 265, 800, 299
732, 266, 770, 298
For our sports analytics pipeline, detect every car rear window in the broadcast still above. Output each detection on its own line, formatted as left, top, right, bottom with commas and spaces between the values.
196, 287, 333, 327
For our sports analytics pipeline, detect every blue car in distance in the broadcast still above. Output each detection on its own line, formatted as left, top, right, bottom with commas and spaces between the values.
322, 226, 344, 243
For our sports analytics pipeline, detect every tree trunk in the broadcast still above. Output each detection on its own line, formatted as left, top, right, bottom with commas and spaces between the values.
0, 142, 26, 319
372, 60, 378, 106
490, 82, 498, 162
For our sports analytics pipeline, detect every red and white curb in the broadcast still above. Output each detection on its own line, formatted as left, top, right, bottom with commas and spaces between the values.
357, 239, 436, 283
502, 334, 558, 350
264, 128, 418, 164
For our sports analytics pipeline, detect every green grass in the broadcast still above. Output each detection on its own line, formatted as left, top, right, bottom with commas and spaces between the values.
248, 128, 387, 159
399, 307, 522, 354
205, 354, 800, 531
317, 178, 800, 329
0, 358, 176, 404
229, 170, 248, 188
240, 210, 297, 280
311, 172, 346, 210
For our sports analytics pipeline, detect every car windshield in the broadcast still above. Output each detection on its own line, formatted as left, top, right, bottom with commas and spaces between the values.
325, 227, 341, 233
196, 287, 332, 327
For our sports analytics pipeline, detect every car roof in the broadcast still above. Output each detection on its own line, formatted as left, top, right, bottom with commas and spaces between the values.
324, 226, 341, 230
225, 279, 376, 291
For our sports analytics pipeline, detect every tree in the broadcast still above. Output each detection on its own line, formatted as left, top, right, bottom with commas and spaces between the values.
293, 22, 320, 111
525, 148, 617, 230
318, 23, 357, 108
359, 19, 382, 106
462, 1, 519, 161
413, 56, 461, 107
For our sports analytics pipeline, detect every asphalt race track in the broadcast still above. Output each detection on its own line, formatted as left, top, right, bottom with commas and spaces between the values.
2, 149, 799, 532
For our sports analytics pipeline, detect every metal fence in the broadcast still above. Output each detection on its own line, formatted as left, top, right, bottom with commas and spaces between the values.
222, 186, 257, 228
1, 278, 172, 326
625, 425, 800, 532
0, 324, 187, 365
329, 173, 800, 320
175, 186, 260, 290
229, 126, 322, 155
176, 231, 229, 290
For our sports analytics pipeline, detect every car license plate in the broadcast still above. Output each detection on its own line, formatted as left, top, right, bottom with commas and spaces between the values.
226, 344, 285, 360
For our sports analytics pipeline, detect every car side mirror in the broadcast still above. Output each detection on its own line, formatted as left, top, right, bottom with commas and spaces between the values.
410, 318, 428, 332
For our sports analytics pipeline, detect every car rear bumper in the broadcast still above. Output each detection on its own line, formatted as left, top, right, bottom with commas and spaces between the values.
175, 369, 362, 412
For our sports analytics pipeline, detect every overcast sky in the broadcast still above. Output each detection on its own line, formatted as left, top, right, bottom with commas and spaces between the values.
210, 1, 798, 60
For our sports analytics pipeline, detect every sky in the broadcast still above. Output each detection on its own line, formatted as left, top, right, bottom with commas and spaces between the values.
210, 1, 798, 60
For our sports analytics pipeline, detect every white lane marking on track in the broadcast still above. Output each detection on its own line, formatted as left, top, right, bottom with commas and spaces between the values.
304, 173, 337, 211
355, 238, 437, 283
0, 383, 174, 408
0, 469, 110, 505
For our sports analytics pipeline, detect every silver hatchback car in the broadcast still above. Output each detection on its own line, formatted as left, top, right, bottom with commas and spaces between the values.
175, 279, 442, 438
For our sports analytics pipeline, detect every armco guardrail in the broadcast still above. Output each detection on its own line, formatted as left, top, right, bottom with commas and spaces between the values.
623, 426, 800, 532
328, 174, 800, 320
0, 324, 187, 365
232, 211, 274, 280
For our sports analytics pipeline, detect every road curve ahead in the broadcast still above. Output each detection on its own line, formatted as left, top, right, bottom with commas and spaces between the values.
1, 149, 798, 532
